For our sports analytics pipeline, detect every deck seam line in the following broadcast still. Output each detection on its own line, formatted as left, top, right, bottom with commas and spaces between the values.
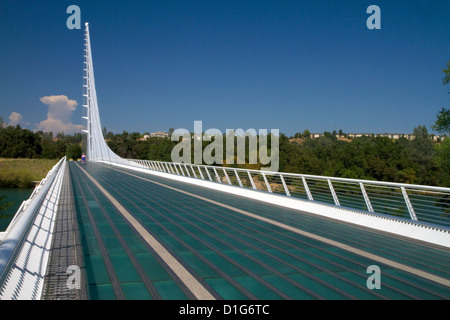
72, 165, 125, 299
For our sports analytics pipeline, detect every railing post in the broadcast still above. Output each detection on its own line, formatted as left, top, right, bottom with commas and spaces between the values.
302, 177, 313, 201
223, 168, 232, 185
205, 167, 213, 181
328, 179, 340, 206
198, 166, 205, 180
280, 174, 291, 196
234, 170, 243, 187
213, 167, 221, 183
172, 163, 180, 175
401, 187, 418, 221
184, 164, 191, 177
189, 165, 197, 178
262, 172, 272, 193
178, 164, 185, 176
359, 182, 374, 212
248, 171, 257, 190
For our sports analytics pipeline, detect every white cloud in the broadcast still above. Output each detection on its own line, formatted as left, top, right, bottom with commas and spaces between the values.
37, 95, 84, 134
8, 112, 24, 126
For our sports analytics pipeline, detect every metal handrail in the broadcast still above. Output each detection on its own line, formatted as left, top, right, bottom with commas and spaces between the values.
127, 159, 450, 229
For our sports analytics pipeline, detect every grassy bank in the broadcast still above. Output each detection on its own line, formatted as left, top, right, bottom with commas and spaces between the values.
0, 158, 59, 188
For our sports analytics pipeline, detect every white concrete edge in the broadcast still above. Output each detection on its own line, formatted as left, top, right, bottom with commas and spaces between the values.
105, 162, 450, 249
0, 158, 66, 300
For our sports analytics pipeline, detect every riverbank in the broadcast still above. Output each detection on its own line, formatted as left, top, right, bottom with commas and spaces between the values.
0, 158, 59, 188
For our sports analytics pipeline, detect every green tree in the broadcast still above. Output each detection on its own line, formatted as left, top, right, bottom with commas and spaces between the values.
432, 108, 449, 136
442, 60, 450, 89
303, 129, 311, 139
66, 144, 82, 160
168, 128, 175, 139
146, 138, 177, 162
407, 126, 438, 185
0, 125, 42, 158
435, 139, 450, 187
41, 134, 57, 159
432, 62, 450, 136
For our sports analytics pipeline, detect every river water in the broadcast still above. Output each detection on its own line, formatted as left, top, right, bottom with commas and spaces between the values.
0, 188, 33, 231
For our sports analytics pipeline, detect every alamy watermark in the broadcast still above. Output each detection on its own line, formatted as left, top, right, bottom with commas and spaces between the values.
67, 4, 381, 31
66, 5, 81, 30
366, 265, 381, 290
366, 5, 381, 30
171, 121, 280, 172
66, 265, 81, 290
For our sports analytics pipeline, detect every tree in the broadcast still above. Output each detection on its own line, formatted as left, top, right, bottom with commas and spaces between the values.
168, 128, 175, 139
41, 134, 57, 159
0, 125, 42, 158
427, 61, 450, 186
432, 108, 450, 136
432, 62, 450, 136
435, 139, 450, 187
303, 129, 311, 139
407, 126, 438, 185
442, 60, 450, 89
66, 144, 82, 160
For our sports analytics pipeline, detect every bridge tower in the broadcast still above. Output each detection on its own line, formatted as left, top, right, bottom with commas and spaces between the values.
82, 22, 126, 164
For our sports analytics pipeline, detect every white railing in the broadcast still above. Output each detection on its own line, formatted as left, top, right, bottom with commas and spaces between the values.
0, 156, 66, 299
127, 159, 450, 229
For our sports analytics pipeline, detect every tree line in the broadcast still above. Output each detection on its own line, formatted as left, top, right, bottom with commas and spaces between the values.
0, 113, 448, 187
0, 123, 83, 160
281, 126, 448, 186
1, 109, 449, 188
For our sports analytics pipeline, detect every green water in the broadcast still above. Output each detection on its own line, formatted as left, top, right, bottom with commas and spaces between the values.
0, 188, 34, 231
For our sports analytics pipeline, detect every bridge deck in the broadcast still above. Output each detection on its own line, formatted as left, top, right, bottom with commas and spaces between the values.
65, 161, 450, 300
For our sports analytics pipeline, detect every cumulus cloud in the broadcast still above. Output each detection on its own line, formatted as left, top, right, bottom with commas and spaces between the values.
37, 95, 84, 134
8, 112, 27, 127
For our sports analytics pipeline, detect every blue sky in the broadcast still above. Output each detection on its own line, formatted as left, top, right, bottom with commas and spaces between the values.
0, 0, 449, 136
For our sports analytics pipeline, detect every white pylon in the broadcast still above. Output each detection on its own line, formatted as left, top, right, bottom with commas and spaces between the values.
82, 22, 131, 166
